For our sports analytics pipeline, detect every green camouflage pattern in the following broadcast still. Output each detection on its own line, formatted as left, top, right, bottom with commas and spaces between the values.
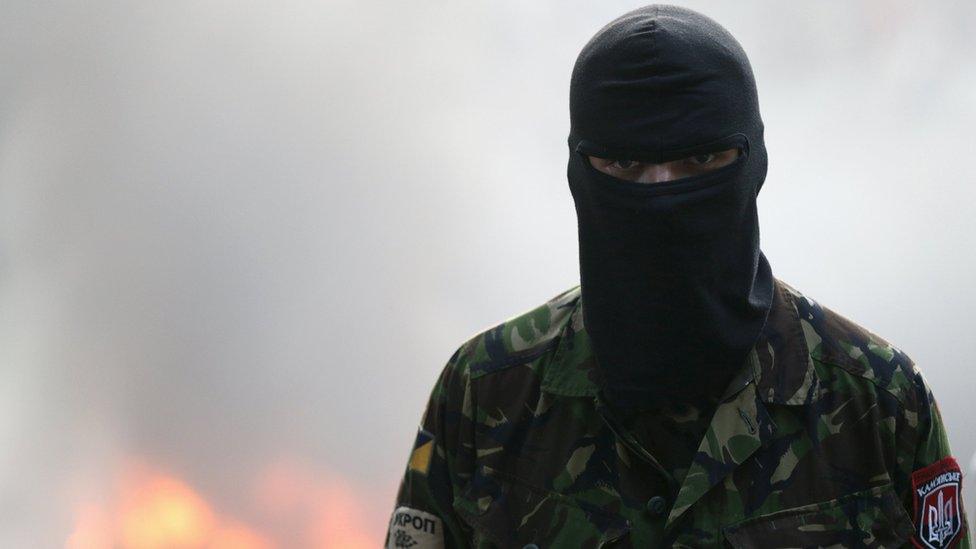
387, 277, 970, 548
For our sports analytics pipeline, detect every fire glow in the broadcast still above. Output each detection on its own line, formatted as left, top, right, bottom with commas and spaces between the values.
66, 459, 383, 549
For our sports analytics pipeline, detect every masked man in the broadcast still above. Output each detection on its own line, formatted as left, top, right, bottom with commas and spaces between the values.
386, 5, 969, 548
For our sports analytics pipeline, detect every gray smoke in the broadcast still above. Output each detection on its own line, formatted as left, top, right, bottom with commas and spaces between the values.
1, 1, 973, 545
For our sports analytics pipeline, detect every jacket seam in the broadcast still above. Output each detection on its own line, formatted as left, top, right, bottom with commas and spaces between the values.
810, 352, 912, 409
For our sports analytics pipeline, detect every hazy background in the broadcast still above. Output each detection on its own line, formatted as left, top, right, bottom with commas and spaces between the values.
1, 0, 973, 546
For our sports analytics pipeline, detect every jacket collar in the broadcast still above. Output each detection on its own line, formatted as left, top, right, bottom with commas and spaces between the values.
540, 277, 823, 407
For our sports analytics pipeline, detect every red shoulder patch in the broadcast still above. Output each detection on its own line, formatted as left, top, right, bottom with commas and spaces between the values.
912, 456, 965, 549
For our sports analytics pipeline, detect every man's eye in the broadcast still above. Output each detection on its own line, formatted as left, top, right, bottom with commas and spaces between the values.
687, 153, 716, 165
611, 159, 639, 170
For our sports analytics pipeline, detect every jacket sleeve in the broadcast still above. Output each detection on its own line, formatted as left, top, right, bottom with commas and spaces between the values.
900, 367, 971, 548
384, 345, 476, 549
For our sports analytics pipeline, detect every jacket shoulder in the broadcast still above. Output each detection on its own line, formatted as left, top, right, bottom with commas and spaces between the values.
452, 286, 581, 380
779, 280, 920, 406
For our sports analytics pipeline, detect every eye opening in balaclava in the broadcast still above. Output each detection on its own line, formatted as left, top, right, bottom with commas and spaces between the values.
567, 4, 775, 410
575, 133, 750, 196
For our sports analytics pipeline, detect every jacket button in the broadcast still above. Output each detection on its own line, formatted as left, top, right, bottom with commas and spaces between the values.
645, 495, 667, 516
523, 545, 540, 549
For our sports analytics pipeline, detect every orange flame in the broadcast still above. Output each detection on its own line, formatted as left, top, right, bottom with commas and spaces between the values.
66, 459, 382, 549
117, 475, 217, 548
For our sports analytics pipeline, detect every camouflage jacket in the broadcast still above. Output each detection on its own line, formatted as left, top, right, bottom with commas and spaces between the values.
386, 278, 970, 548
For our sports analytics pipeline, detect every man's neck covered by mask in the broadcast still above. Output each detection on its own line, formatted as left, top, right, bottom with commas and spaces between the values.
567, 4, 775, 410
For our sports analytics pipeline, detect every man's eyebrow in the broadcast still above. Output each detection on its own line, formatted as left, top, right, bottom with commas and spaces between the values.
591, 148, 739, 161
575, 134, 749, 164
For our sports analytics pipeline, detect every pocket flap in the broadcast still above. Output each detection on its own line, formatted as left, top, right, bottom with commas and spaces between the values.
453, 465, 630, 548
722, 484, 915, 548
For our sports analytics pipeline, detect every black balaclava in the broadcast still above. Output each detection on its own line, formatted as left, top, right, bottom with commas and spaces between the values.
567, 4, 774, 409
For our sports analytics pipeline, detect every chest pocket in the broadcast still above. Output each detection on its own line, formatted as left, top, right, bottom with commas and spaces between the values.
722, 483, 915, 548
452, 465, 631, 548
